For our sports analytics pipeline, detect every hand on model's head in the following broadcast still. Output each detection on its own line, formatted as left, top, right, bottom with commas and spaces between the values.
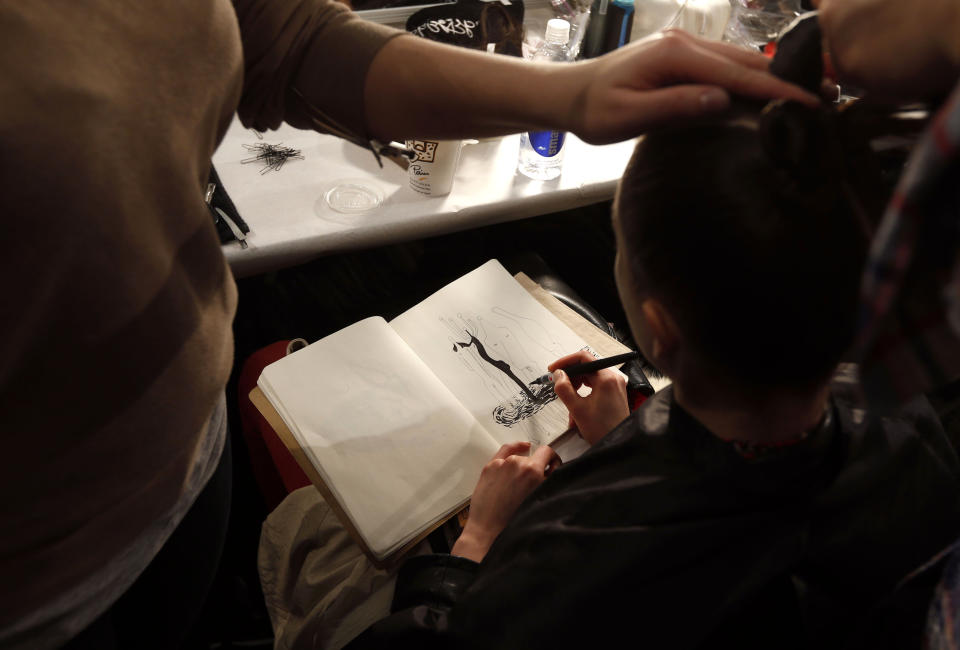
814, 0, 960, 101
569, 30, 819, 144
549, 351, 630, 446
452, 441, 560, 563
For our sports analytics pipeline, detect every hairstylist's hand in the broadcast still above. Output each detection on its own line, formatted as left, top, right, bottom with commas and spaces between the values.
567, 30, 819, 144
452, 442, 560, 563
813, 0, 960, 101
549, 351, 630, 446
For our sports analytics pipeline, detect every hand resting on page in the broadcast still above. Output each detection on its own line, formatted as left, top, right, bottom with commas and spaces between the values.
451, 442, 560, 563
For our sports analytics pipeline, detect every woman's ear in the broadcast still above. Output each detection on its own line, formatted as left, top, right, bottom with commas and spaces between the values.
641, 299, 679, 363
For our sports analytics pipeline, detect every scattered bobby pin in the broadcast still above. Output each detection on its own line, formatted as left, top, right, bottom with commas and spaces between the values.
241, 142, 304, 174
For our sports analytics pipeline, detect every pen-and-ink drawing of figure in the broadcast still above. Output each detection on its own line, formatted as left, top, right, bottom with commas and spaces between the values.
452, 330, 557, 427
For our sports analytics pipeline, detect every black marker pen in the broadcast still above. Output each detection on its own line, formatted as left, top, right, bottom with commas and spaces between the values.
530, 351, 640, 385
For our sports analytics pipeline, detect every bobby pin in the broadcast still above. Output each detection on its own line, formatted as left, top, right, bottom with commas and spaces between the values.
241, 142, 304, 174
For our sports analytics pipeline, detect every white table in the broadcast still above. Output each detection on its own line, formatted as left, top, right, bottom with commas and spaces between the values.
213, 117, 636, 278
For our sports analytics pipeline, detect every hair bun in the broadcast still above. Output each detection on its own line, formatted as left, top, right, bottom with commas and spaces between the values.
769, 13, 824, 95
760, 100, 842, 184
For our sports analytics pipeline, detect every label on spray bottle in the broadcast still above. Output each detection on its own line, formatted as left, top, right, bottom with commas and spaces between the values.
528, 130, 566, 157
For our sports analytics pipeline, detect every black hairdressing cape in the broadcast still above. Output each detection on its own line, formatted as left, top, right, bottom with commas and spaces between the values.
348, 376, 960, 649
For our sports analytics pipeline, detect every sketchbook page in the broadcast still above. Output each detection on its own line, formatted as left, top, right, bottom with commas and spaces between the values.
390, 260, 592, 448
513, 273, 632, 359
515, 273, 672, 392
258, 316, 498, 559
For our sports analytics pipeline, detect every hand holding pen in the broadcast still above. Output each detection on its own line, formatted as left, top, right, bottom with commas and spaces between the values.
532, 351, 638, 385
547, 350, 633, 446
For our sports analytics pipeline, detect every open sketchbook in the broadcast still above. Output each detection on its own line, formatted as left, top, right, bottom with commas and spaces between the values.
257, 260, 630, 564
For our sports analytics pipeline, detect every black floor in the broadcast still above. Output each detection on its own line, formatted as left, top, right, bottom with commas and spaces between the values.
187, 201, 625, 647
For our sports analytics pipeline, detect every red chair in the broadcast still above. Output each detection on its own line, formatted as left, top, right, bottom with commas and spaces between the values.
237, 339, 311, 512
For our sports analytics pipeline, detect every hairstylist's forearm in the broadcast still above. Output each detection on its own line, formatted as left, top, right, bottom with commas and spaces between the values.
363, 35, 574, 142
363, 31, 818, 145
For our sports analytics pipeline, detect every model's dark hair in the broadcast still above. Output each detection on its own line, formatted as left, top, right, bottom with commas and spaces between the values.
615, 102, 879, 389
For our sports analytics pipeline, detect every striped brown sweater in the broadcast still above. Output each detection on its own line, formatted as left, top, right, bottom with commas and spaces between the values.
0, 0, 400, 635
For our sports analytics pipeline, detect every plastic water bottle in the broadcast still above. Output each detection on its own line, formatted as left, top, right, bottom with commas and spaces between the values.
517, 19, 571, 181
724, 0, 800, 49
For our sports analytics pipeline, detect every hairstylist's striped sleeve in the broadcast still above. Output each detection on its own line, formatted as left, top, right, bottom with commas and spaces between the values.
856, 79, 960, 407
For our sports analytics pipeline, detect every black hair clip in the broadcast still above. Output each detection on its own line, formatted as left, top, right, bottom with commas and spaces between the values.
368, 139, 418, 170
